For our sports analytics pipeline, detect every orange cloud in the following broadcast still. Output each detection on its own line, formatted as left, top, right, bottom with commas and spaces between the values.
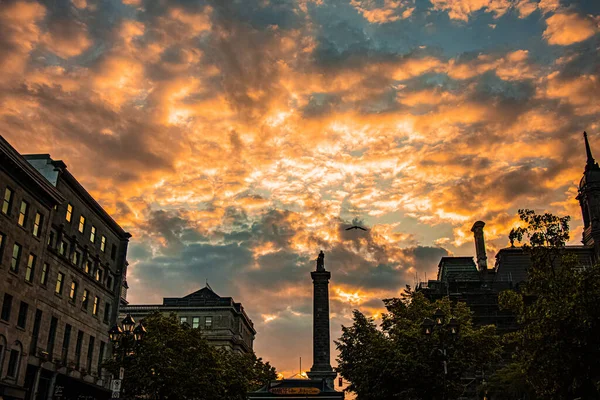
543, 12, 599, 46
429, 0, 511, 21
0, 1, 46, 80
42, 18, 92, 58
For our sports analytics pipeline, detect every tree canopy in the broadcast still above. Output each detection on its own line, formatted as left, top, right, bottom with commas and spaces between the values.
103, 312, 276, 400
336, 288, 501, 400
496, 209, 600, 399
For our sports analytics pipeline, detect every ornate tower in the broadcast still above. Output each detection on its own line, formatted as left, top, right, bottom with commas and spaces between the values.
577, 132, 600, 251
307, 251, 337, 387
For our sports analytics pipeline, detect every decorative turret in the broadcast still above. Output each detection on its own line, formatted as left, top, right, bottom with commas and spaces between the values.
577, 132, 600, 249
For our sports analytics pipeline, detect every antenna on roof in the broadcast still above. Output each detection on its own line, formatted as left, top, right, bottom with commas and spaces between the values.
206, 280, 213, 291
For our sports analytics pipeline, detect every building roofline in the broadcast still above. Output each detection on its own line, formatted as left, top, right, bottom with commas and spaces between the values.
23, 154, 131, 240
0, 137, 66, 205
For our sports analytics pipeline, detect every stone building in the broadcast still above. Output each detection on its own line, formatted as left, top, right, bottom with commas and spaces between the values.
121, 285, 255, 354
418, 132, 600, 329
416, 132, 600, 397
0, 135, 130, 399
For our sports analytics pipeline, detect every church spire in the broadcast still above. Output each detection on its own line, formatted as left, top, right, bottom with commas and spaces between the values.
584, 131, 599, 171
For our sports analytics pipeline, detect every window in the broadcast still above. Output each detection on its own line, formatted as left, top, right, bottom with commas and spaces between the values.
84, 259, 91, 274
62, 324, 72, 364
106, 275, 113, 291
86, 336, 95, 372
59, 240, 68, 256
1, 294, 13, 321
180, 316, 188, 324
0, 233, 4, 262
93, 296, 99, 316
66, 203, 73, 222
72, 251, 81, 266
100, 236, 106, 252
7, 348, 20, 378
47, 230, 55, 247
98, 342, 105, 375
17, 301, 28, 328
11, 243, 21, 273
33, 212, 43, 237
103, 302, 111, 324
2, 188, 13, 215
90, 226, 96, 243
18, 201, 28, 227
55, 272, 64, 295
82, 289, 89, 310
75, 331, 83, 368
95, 268, 103, 283
25, 253, 36, 283
30, 309, 42, 354
111, 244, 117, 260
78, 215, 86, 233
69, 281, 77, 301
40, 263, 49, 286
205, 316, 212, 329
192, 317, 200, 329
47, 316, 58, 359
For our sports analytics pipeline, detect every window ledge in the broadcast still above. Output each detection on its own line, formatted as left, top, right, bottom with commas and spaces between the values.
0, 319, 9, 326
16, 326, 26, 331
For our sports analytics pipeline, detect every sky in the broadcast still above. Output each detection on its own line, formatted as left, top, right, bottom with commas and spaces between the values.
1, 0, 600, 379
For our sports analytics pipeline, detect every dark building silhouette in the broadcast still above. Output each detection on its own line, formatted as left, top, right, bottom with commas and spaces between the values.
418, 132, 599, 331
248, 252, 343, 399
121, 285, 255, 354
0, 135, 130, 399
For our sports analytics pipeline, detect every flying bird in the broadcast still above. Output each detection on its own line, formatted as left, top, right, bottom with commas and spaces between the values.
345, 226, 368, 231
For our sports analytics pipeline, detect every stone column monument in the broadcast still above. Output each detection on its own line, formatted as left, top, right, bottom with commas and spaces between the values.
307, 251, 337, 388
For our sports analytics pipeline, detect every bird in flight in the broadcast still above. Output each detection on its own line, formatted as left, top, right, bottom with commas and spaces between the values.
345, 226, 368, 231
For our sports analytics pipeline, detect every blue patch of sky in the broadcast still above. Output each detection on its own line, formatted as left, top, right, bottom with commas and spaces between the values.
306, 0, 575, 67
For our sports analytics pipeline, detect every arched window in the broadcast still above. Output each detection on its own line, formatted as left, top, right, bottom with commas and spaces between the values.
6, 341, 22, 379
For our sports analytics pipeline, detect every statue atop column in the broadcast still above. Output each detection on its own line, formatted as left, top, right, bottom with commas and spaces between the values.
316, 250, 325, 271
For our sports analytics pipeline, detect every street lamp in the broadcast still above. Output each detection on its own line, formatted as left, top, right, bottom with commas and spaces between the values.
108, 314, 146, 397
421, 309, 460, 400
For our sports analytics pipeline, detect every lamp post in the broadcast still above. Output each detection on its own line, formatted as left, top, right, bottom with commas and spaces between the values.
109, 314, 146, 397
421, 309, 460, 400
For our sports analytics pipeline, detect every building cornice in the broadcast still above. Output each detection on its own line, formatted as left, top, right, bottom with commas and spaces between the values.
0, 136, 65, 205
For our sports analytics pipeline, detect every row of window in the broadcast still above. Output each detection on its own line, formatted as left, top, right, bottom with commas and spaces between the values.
65, 203, 117, 260
2, 188, 45, 239
49, 232, 115, 293
180, 316, 213, 329
0, 297, 107, 378
0, 235, 113, 325
1, 186, 119, 263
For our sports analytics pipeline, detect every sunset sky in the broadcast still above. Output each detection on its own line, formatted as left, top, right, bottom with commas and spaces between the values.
1, 0, 600, 378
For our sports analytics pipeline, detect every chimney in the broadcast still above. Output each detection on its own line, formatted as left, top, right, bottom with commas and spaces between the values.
471, 221, 488, 271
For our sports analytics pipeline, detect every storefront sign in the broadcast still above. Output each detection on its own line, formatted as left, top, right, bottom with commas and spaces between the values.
269, 387, 321, 395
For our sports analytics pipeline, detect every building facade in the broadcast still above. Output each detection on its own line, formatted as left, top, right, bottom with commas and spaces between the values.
418, 132, 600, 329
0, 136, 130, 400
121, 286, 255, 354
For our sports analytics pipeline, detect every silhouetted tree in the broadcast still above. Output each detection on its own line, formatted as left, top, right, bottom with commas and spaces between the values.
103, 312, 276, 400
497, 209, 600, 399
336, 288, 501, 400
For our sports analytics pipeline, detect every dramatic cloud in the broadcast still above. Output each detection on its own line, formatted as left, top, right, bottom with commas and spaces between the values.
1, 0, 599, 378
543, 12, 599, 45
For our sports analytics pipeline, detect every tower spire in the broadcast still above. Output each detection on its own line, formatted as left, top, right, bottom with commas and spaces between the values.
584, 131, 599, 171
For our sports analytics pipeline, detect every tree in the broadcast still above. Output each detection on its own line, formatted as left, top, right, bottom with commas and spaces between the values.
103, 312, 276, 400
336, 288, 501, 400
496, 209, 600, 399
